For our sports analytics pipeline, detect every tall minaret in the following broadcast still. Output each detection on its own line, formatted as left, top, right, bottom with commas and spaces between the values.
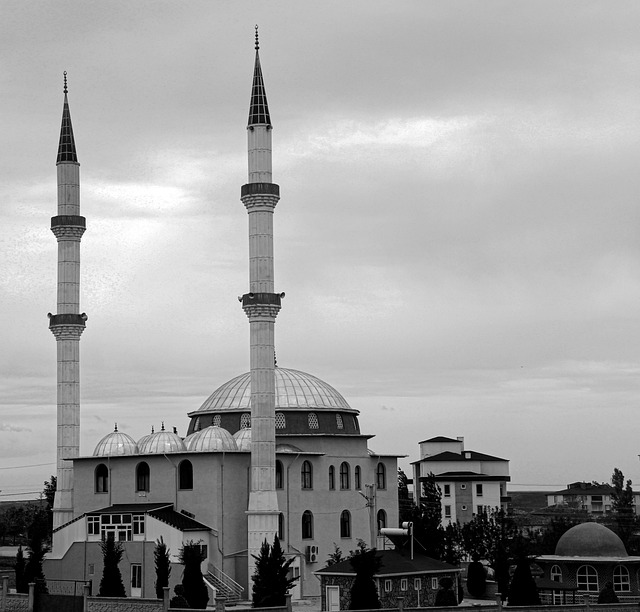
48, 72, 87, 529
241, 27, 282, 573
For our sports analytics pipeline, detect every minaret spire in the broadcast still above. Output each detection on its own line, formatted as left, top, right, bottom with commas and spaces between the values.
240, 28, 282, 578
49, 72, 87, 529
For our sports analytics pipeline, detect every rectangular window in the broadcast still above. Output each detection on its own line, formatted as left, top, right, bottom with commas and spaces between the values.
133, 515, 145, 535
414, 578, 421, 591
400, 579, 408, 591
476, 484, 483, 497
444, 505, 452, 519
87, 516, 100, 535
384, 580, 392, 592
131, 564, 142, 589
88, 564, 95, 576
443, 484, 451, 497
431, 578, 438, 590
477, 505, 484, 514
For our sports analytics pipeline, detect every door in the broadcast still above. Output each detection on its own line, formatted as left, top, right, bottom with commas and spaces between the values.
327, 585, 340, 612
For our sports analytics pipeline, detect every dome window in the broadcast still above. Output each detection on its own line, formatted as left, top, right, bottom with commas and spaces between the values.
340, 510, 351, 538
240, 413, 251, 429
308, 413, 319, 430
194, 417, 201, 431
577, 565, 598, 592
340, 462, 350, 490
377, 509, 387, 532
179, 460, 193, 490
275, 412, 286, 429
212, 415, 221, 427
95, 464, 109, 493
614, 566, 630, 592
301, 461, 313, 489
136, 462, 150, 492
376, 462, 386, 490
336, 414, 344, 429
354, 465, 361, 490
329, 466, 335, 490
302, 510, 314, 539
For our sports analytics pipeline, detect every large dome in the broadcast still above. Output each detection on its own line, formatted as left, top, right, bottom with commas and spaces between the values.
194, 368, 355, 413
556, 523, 628, 557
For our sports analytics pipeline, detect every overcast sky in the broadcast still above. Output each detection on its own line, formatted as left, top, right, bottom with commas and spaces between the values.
2, 1, 640, 500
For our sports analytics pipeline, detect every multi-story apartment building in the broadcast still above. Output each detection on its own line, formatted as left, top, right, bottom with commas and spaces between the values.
411, 436, 510, 525
547, 482, 640, 515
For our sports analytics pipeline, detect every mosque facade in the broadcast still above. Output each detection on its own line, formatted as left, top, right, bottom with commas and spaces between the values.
43, 34, 399, 601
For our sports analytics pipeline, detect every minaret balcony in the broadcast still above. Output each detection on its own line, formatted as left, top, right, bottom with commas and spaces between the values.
51, 215, 86, 228
241, 183, 280, 198
240, 292, 283, 308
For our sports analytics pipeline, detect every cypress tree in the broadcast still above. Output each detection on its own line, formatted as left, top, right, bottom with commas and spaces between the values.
251, 536, 297, 607
180, 541, 209, 610
154, 536, 171, 599
98, 537, 126, 597
349, 549, 381, 609
15, 545, 27, 594
507, 557, 540, 606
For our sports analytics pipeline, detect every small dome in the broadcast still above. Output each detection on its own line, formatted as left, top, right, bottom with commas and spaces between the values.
556, 523, 628, 557
185, 426, 238, 452
233, 428, 251, 451
138, 424, 186, 454
195, 368, 355, 413
94, 426, 139, 456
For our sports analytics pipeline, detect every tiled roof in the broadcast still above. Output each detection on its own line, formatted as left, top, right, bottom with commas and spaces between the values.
422, 450, 507, 462
419, 436, 459, 444
316, 550, 459, 577
87, 503, 172, 515
149, 507, 211, 532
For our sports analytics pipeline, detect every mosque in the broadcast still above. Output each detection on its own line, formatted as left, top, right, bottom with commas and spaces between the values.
43, 32, 400, 601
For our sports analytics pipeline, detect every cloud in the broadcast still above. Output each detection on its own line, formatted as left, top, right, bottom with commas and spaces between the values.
0, 424, 31, 433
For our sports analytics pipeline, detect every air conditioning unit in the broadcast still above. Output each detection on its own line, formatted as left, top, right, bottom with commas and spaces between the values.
306, 545, 319, 563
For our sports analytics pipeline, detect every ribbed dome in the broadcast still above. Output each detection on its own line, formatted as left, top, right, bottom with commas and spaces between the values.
195, 368, 355, 413
233, 428, 251, 451
185, 426, 238, 452
138, 425, 186, 454
93, 427, 139, 456
556, 523, 628, 557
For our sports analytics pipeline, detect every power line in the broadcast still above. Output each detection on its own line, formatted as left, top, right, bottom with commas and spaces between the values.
0, 462, 55, 471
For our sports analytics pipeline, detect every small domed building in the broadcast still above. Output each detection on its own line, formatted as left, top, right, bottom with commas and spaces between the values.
536, 523, 640, 603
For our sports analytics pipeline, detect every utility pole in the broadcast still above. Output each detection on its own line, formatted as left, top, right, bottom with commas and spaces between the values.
359, 484, 377, 548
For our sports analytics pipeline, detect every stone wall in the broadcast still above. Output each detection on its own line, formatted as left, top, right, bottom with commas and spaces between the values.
87, 596, 163, 612
3, 594, 28, 612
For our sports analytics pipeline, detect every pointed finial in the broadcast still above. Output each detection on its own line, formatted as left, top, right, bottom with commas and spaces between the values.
161, 421, 165, 431
151, 425, 155, 434
114, 423, 118, 432
255, 24, 259, 51
63, 71, 68, 95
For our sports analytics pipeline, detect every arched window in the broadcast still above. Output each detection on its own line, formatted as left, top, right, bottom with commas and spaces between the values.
240, 413, 251, 429
308, 412, 319, 429
276, 460, 284, 489
340, 462, 350, 490
340, 510, 351, 538
355, 465, 361, 490
212, 414, 221, 427
329, 466, 335, 490
178, 460, 193, 490
301, 461, 313, 489
95, 464, 109, 493
302, 510, 314, 539
275, 412, 286, 429
376, 462, 386, 490
576, 565, 598, 592
377, 509, 387, 532
194, 416, 201, 431
136, 462, 150, 492
614, 566, 630, 592
336, 414, 344, 429
278, 513, 285, 541
550, 565, 562, 582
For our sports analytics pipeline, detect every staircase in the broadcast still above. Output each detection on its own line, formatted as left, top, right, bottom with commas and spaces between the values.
207, 564, 244, 603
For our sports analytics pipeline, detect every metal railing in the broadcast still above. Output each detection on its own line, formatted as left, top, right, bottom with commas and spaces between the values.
207, 564, 244, 602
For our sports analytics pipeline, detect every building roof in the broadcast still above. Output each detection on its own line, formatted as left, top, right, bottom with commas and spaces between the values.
316, 550, 460, 578
86, 503, 211, 532
193, 368, 356, 414
422, 471, 510, 483
87, 503, 172, 515
419, 450, 507, 462
419, 436, 460, 444
551, 483, 614, 496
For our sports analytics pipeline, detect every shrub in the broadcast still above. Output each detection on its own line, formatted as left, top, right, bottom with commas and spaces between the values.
154, 536, 171, 599
507, 558, 540, 606
179, 541, 208, 610
598, 582, 619, 604
435, 576, 458, 606
252, 536, 297, 607
466, 561, 486, 598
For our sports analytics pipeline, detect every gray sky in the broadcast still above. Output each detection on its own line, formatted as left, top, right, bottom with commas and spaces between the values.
2, 1, 640, 499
